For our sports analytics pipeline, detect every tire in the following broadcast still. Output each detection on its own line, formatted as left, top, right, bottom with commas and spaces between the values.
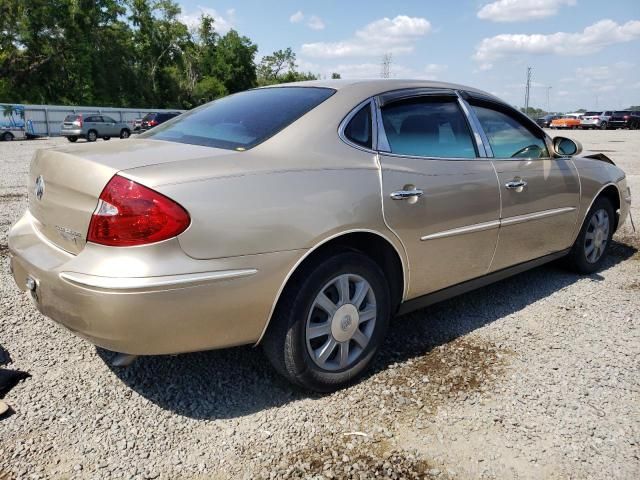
599, 121, 608, 130
67, 136, 78, 143
87, 130, 98, 142
120, 129, 130, 139
103, 136, 111, 141
2, 132, 14, 141
262, 251, 391, 392
565, 197, 615, 274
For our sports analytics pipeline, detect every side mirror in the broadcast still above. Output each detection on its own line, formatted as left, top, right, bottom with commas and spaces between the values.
553, 136, 582, 157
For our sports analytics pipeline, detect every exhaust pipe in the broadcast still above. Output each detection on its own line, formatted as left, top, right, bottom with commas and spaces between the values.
111, 353, 138, 367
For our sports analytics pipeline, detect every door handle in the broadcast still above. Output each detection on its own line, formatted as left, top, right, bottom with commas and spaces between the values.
505, 179, 527, 190
390, 189, 424, 200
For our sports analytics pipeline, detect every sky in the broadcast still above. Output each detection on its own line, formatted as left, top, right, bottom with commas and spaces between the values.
177, 0, 640, 112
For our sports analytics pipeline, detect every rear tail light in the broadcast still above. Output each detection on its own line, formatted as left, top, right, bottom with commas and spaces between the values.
73, 115, 83, 127
149, 120, 158, 126
87, 175, 190, 247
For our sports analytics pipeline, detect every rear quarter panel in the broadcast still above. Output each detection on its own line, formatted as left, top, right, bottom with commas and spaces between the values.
151, 148, 388, 259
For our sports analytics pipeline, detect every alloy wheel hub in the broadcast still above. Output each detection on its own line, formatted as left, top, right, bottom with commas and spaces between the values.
331, 304, 360, 342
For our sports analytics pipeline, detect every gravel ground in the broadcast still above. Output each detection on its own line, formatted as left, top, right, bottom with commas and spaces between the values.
0, 131, 638, 480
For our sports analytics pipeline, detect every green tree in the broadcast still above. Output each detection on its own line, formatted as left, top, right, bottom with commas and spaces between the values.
213, 30, 258, 93
331, 72, 341, 79
257, 47, 319, 86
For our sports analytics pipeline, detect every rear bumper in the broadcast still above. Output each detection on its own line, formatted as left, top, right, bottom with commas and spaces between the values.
8, 211, 303, 355
60, 129, 83, 137
580, 120, 603, 128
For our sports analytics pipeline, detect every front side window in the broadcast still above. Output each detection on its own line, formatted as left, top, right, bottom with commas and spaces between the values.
343, 103, 372, 149
380, 97, 476, 158
472, 105, 549, 159
144, 87, 335, 150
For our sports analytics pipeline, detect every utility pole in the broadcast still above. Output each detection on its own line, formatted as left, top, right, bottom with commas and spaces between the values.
546, 86, 552, 113
524, 67, 532, 116
381, 53, 392, 78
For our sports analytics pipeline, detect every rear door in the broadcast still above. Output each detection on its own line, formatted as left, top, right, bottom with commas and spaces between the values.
102, 115, 118, 136
467, 98, 580, 271
84, 115, 101, 135
375, 91, 500, 298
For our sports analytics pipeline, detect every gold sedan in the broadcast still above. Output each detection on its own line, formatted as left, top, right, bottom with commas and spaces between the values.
8, 80, 631, 391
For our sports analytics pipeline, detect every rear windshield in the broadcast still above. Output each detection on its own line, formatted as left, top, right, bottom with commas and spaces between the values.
143, 87, 335, 150
142, 113, 157, 121
64, 114, 80, 122
583, 112, 600, 116
614, 111, 630, 115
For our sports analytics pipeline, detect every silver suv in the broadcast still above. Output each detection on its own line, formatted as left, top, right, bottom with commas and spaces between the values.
580, 111, 613, 130
60, 114, 131, 142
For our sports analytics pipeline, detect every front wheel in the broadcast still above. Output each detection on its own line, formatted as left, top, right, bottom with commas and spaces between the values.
120, 129, 130, 139
262, 251, 391, 392
599, 122, 608, 130
67, 136, 78, 143
565, 197, 614, 274
2, 132, 14, 141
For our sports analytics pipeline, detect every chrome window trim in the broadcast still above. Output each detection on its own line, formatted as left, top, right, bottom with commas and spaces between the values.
456, 92, 492, 158
373, 96, 391, 152
337, 98, 377, 154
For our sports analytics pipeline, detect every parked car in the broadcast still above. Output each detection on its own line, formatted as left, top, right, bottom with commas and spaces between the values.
140, 112, 181, 131
8, 80, 631, 391
628, 114, 640, 130
535, 114, 560, 128
608, 110, 640, 129
60, 114, 131, 142
580, 111, 613, 130
550, 114, 582, 129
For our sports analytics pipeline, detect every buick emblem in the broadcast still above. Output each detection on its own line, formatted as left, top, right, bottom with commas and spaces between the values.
341, 314, 353, 331
35, 175, 45, 201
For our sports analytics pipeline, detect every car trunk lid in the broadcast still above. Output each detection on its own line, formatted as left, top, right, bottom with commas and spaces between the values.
28, 139, 230, 254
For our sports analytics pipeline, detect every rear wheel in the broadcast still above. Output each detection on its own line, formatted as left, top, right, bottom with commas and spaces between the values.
87, 130, 98, 142
599, 121, 608, 130
565, 197, 614, 274
120, 129, 130, 139
67, 136, 78, 143
262, 251, 391, 392
2, 132, 14, 141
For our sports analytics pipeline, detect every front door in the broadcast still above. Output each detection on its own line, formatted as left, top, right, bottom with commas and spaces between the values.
376, 93, 501, 299
468, 101, 581, 271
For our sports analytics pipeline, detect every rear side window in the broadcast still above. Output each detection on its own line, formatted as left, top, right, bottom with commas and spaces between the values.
344, 104, 372, 149
380, 97, 476, 158
472, 105, 549, 159
144, 87, 335, 150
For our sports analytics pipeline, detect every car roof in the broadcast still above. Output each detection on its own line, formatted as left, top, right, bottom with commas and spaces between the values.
264, 79, 502, 102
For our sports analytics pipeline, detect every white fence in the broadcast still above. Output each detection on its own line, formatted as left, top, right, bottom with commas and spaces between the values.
1, 103, 185, 137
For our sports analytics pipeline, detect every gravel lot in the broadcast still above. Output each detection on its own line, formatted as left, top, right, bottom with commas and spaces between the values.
1, 131, 638, 479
